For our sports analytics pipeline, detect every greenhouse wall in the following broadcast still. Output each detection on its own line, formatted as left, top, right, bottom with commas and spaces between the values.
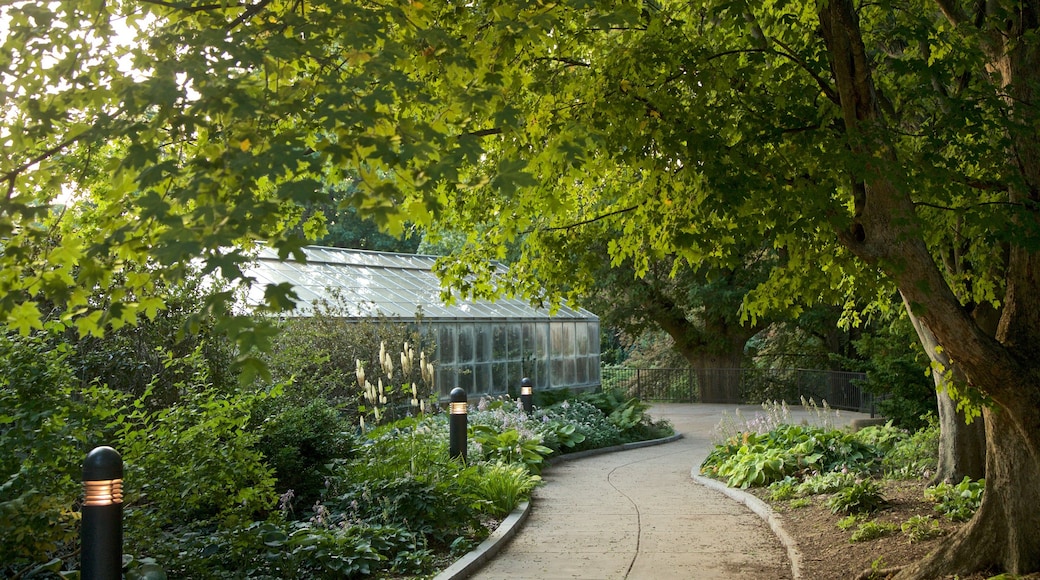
430, 319, 602, 398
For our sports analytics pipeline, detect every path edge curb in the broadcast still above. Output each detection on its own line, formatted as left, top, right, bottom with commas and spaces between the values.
691, 471, 804, 580
432, 500, 531, 580
435, 432, 683, 580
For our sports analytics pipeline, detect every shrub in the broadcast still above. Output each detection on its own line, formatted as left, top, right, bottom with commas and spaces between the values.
470, 425, 553, 474
121, 361, 277, 542
925, 476, 985, 522
796, 471, 858, 496
255, 398, 354, 509
853, 422, 908, 455
883, 419, 939, 479
540, 400, 622, 451
0, 333, 127, 575
828, 480, 885, 514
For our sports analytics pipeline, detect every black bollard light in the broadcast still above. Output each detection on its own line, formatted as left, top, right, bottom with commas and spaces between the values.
520, 377, 534, 415
82, 446, 123, 580
449, 387, 468, 462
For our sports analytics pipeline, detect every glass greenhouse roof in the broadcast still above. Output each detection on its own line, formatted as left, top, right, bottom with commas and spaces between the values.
242, 246, 597, 321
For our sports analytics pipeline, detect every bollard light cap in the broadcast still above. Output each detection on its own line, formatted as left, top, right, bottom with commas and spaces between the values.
450, 387, 467, 403
83, 446, 123, 481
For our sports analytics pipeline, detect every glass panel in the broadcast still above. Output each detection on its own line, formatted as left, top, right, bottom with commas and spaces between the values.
575, 323, 588, 356
493, 324, 508, 360
508, 361, 522, 391
536, 360, 549, 389
492, 362, 509, 393
562, 322, 575, 356
522, 323, 535, 360
457, 325, 474, 363
436, 366, 455, 397
475, 324, 492, 362
564, 359, 576, 385
437, 325, 455, 364
507, 324, 521, 359
536, 324, 549, 358
576, 356, 588, 384
550, 324, 564, 356
456, 364, 474, 392
474, 363, 492, 392
551, 358, 564, 387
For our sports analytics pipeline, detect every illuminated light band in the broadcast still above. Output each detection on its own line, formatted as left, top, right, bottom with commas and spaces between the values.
521, 386, 533, 395
450, 401, 468, 415
84, 479, 124, 507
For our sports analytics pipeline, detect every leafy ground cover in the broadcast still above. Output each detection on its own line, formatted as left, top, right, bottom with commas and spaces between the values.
700, 404, 1033, 580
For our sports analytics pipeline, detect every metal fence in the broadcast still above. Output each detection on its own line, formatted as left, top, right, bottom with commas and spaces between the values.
601, 367, 875, 413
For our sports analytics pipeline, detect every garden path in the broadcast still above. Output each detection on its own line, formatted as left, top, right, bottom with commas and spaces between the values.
469, 403, 871, 580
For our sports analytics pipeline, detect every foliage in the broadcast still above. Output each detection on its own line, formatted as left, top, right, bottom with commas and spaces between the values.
0, 334, 125, 573
702, 423, 880, 488
470, 425, 553, 475
121, 358, 278, 534
768, 477, 799, 501
882, 418, 940, 480
925, 477, 986, 522
254, 398, 355, 510
901, 515, 945, 544
853, 422, 910, 456
850, 520, 899, 543
837, 514, 864, 531
472, 462, 541, 517
796, 471, 859, 496
839, 317, 937, 430
67, 272, 239, 407
828, 480, 886, 515
538, 400, 623, 452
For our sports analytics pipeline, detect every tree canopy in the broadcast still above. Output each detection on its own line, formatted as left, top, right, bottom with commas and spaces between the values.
5, 0, 1040, 576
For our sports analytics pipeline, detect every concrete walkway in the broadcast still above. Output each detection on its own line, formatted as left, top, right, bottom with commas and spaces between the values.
468, 403, 871, 580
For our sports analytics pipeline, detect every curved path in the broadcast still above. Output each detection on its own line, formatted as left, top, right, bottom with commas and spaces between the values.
470, 403, 871, 580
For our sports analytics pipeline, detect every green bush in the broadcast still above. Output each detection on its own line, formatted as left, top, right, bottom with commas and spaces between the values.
0, 333, 127, 575
882, 418, 939, 479
796, 471, 858, 495
828, 480, 886, 514
540, 400, 622, 451
925, 476, 985, 522
255, 399, 354, 510
701, 424, 881, 488
121, 361, 277, 542
470, 425, 553, 475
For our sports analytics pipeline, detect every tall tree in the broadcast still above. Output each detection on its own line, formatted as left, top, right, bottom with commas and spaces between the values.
3, 1, 1040, 576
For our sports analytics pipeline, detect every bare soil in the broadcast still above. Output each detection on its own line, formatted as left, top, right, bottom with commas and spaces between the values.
752, 479, 1040, 580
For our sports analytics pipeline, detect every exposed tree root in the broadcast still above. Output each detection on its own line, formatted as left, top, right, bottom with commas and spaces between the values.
853, 565, 903, 580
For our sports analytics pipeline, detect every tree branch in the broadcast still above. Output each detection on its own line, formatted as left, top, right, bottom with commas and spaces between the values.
528, 205, 641, 234
933, 0, 970, 27
140, 0, 247, 12
533, 56, 591, 68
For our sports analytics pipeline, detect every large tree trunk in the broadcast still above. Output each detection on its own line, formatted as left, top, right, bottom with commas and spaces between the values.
897, 402, 1040, 577
819, 0, 1040, 576
903, 294, 987, 482
690, 348, 745, 404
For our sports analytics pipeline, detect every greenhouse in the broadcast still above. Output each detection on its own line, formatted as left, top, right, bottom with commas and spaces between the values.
242, 246, 601, 399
